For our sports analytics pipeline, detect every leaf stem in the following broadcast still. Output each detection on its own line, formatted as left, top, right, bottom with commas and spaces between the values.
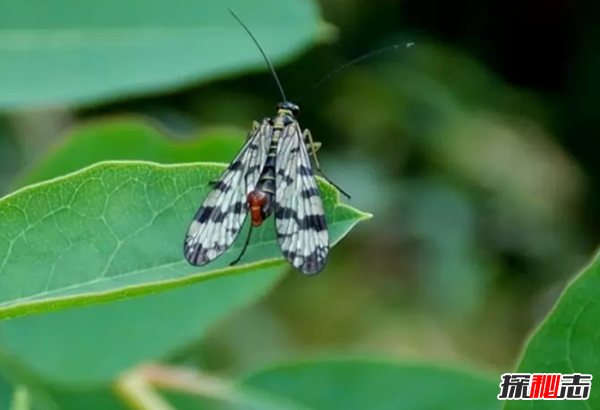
9, 386, 30, 410
114, 368, 176, 410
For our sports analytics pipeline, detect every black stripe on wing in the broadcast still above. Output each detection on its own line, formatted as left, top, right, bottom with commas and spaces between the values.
274, 123, 329, 275
184, 120, 273, 266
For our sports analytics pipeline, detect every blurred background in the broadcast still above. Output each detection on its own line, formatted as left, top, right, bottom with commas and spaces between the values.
1, 0, 596, 379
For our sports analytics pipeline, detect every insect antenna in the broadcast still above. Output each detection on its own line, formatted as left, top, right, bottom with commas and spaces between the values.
229, 225, 254, 267
297, 42, 415, 103
294, 43, 414, 198
229, 9, 288, 102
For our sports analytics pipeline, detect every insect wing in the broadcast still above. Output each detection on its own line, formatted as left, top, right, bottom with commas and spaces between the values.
184, 120, 273, 266
274, 123, 329, 274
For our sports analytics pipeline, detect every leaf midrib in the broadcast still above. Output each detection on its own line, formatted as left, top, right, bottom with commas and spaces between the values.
0, 202, 363, 309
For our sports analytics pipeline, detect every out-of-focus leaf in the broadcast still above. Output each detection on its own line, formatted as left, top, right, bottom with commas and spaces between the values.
0, 374, 14, 410
12, 368, 314, 410
0, 267, 284, 385
16, 117, 246, 187
240, 357, 500, 410
503, 252, 600, 409
0, 0, 328, 109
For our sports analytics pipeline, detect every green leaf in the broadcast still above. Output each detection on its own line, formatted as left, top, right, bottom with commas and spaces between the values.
46, 388, 126, 410
21, 376, 311, 410
0, 161, 368, 383
503, 254, 600, 409
240, 357, 500, 410
17, 117, 246, 187
0, 356, 314, 410
0, 118, 369, 387
6, 359, 499, 410
0, 375, 14, 409
0, 0, 329, 109
0, 160, 368, 318
1, 356, 500, 410
0, 267, 284, 385
0, 120, 363, 386
0, 121, 287, 386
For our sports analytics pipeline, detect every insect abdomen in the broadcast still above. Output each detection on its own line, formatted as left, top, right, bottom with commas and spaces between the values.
246, 128, 280, 226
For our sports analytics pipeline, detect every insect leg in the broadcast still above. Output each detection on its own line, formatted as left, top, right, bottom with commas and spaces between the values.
303, 129, 351, 199
229, 225, 254, 266
306, 141, 322, 153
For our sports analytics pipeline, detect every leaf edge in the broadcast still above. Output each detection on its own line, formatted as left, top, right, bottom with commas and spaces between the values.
0, 160, 370, 320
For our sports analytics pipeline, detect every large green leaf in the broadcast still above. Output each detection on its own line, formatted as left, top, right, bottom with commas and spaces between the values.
0, 161, 368, 319
12, 375, 313, 410
46, 381, 313, 410
17, 118, 247, 187
0, 119, 369, 385
0, 0, 328, 109
0, 374, 14, 409
0, 120, 291, 386
240, 357, 500, 410
0, 119, 368, 389
1, 358, 500, 410
0, 159, 369, 383
503, 253, 600, 409
0, 267, 284, 385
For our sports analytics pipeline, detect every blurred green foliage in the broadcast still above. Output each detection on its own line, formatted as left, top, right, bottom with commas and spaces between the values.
15, 118, 249, 187
0, 0, 598, 408
0, 0, 326, 108
240, 358, 499, 410
506, 254, 600, 409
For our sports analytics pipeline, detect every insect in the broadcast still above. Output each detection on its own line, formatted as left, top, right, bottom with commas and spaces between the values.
184, 9, 412, 274
183, 10, 351, 275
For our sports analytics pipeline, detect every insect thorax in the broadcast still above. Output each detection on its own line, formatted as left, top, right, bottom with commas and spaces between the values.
273, 109, 296, 128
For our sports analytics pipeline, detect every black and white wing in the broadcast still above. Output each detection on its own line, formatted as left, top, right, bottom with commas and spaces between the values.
184, 120, 273, 266
274, 123, 329, 275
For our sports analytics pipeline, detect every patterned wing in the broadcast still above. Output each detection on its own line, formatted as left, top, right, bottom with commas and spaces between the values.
274, 123, 329, 275
184, 120, 273, 266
